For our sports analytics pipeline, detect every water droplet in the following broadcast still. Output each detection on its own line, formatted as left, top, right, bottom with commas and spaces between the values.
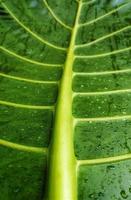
8, 164, 13, 168
84, 178, 88, 183
29, 0, 38, 8
20, 128, 25, 132
14, 187, 20, 193
37, 136, 41, 140
98, 192, 104, 197
4, 110, 8, 113
120, 190, 128, 199
88, 193, 94, 198
107, 165, 115, 170
96, 135, 101, 139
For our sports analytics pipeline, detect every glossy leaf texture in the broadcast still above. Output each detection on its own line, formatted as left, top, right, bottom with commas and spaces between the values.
0, 0, 131, 199
0, 0, 76, 199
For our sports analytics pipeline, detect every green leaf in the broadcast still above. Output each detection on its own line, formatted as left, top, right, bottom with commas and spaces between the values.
0, 0, 131, 199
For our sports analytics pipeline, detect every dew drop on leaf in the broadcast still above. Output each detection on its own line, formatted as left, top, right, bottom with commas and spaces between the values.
120, 190, 128, 199
107, 165, 115, 171
13, 187, 20, 193
29, 0, 38, 8
88, 193, 94, 198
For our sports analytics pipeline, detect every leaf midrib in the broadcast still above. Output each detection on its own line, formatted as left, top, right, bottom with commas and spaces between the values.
46, 1, 82, 200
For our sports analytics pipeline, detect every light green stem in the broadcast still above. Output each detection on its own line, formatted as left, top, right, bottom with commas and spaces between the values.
46, 1, 82, 200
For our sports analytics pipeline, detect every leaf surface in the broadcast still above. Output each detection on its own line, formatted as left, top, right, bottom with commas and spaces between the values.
0, 0, 131, 199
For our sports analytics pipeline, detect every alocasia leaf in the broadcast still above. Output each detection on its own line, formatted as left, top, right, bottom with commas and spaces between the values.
0, 0, 131, 199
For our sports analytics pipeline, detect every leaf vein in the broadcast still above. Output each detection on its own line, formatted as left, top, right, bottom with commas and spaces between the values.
43, 0, 72, 30
77, 153, 131, 166
75, 26, 131, 48
74, 115, 131, 123
75, 46, 131, 58
73, 69, 131, 76
79, 2, 130, 27
0, 139, 47, 154
0, 72, 58, 84
0, 46, 63, 67
2, 2, 67, 51
0, 100, 54, 110
73, 89, 131, 96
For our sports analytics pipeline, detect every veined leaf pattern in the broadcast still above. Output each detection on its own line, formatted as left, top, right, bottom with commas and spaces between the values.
0, 0, 131, 199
